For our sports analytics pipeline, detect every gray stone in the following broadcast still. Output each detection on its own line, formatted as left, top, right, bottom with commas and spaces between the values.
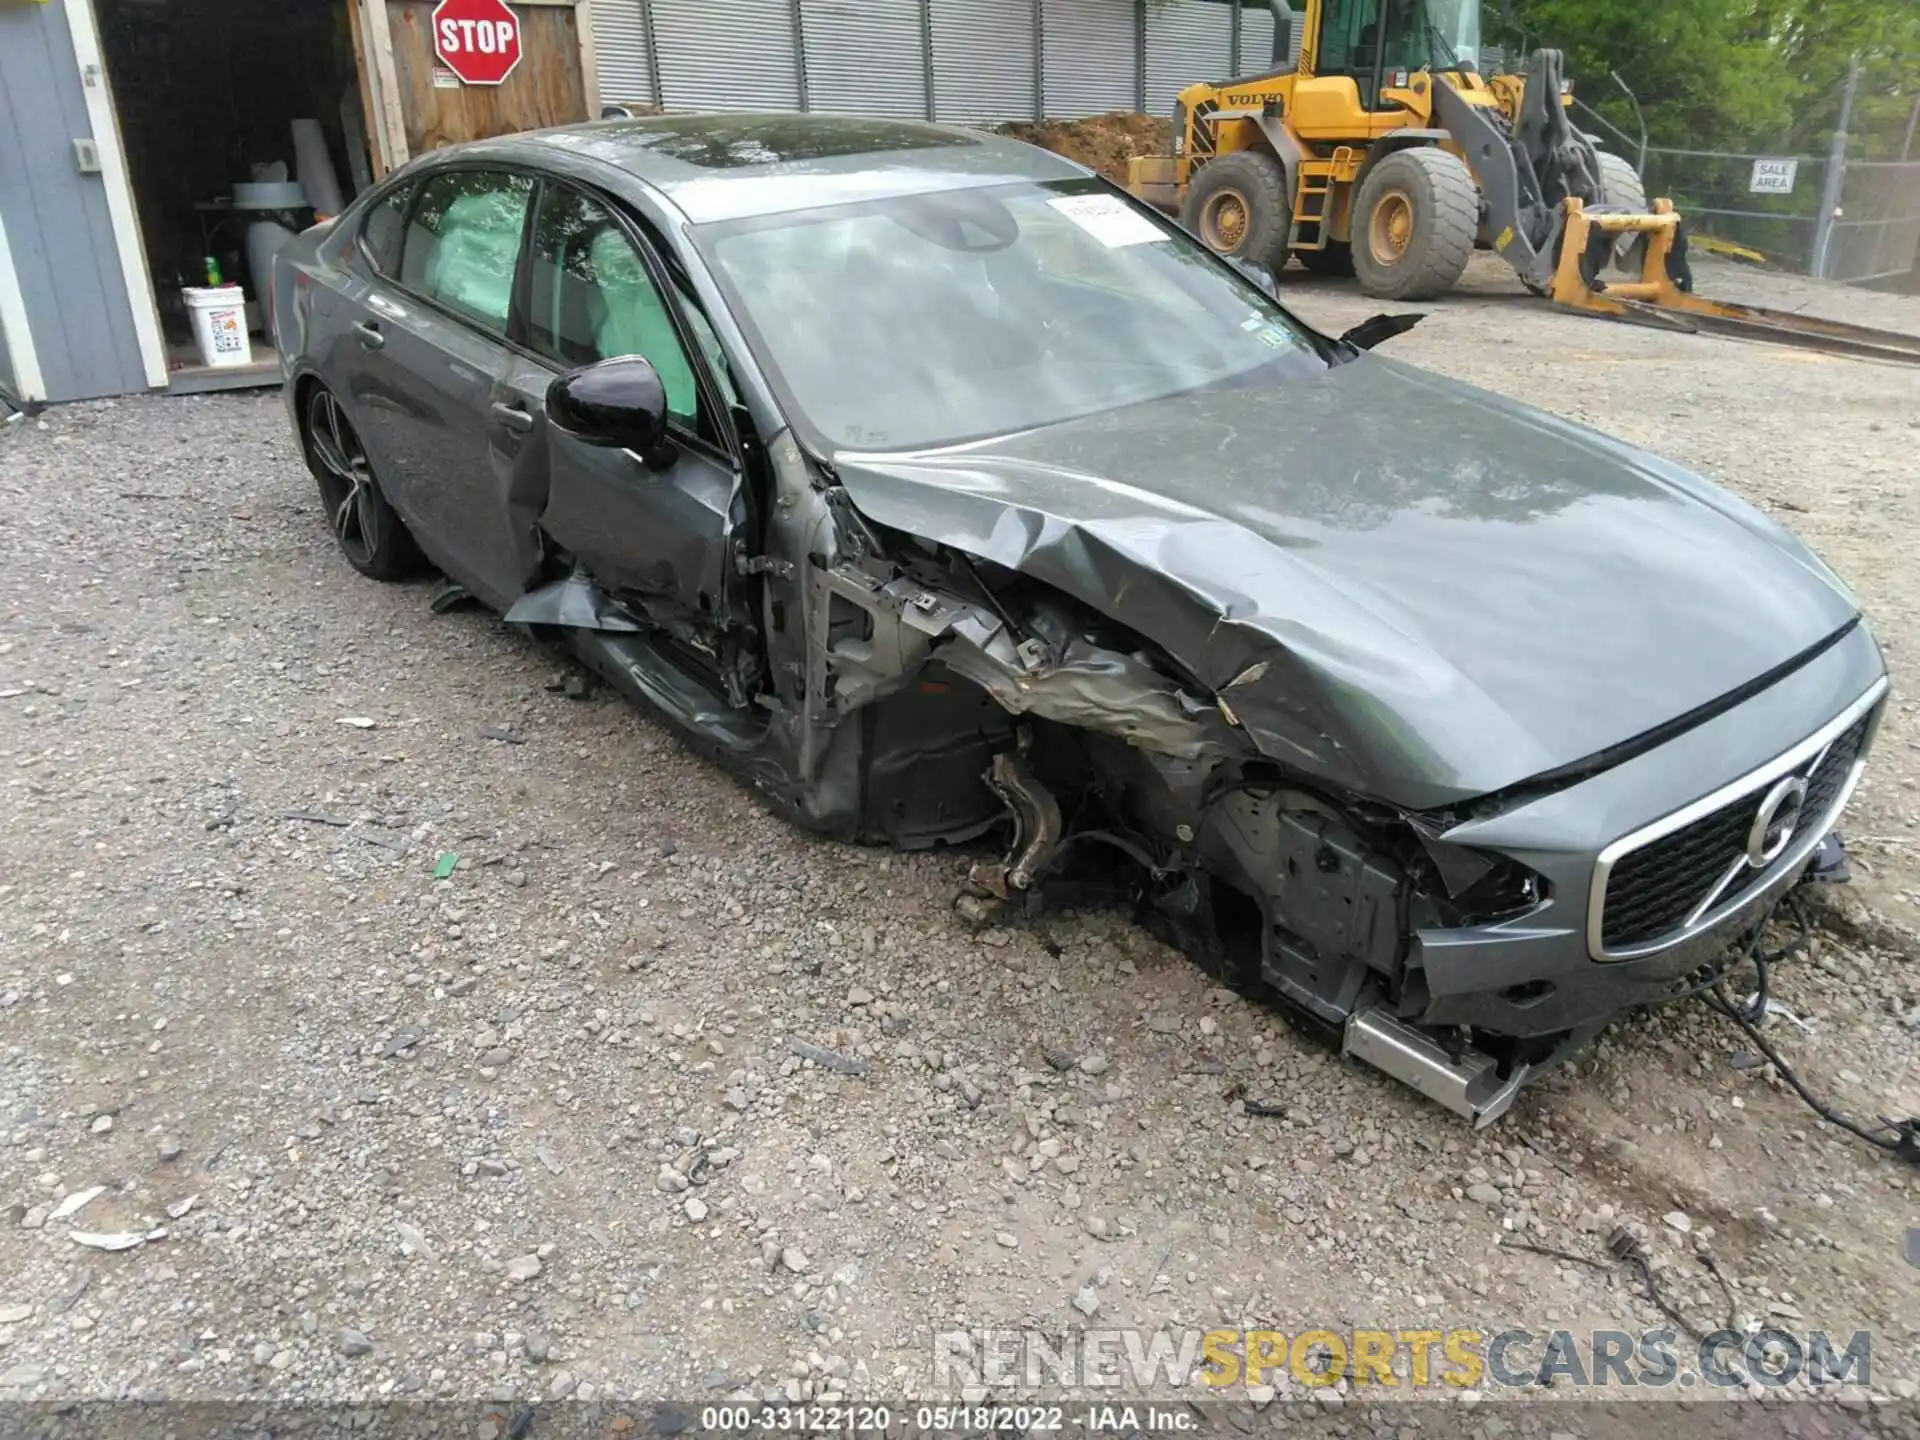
788, 1039, 868, 1076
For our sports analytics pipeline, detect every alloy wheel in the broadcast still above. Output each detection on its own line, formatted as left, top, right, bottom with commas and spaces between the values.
307, 389, 381, 568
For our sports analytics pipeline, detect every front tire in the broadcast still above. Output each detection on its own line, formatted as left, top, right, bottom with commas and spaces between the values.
1181, 151, 1292, 274
301, 385, 424, 582
1594, 151, 1649, 274
1351, 148, 1478, 301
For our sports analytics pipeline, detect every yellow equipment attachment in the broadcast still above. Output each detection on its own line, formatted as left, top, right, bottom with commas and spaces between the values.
1689, 233, 1768, 265
1552, 199, 1920, 367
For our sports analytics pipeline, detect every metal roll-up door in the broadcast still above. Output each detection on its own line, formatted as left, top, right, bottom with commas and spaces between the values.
1239, 5, 1302, 71
930, 0, 1036, 123
1145, 0, 1233, 119
801, 0, 928, 117
651, 0, 803, 111
1239, 5, 1272, 73
1041, 0, 1138, 119
592, 0, 657, 109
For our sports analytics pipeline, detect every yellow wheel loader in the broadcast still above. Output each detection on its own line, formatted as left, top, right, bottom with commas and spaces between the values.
1125, 0, 1920, 364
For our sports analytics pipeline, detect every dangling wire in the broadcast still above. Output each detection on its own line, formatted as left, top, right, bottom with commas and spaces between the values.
1696, 894, 1920, 1164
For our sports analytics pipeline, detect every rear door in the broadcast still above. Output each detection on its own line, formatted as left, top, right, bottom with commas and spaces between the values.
345, 167, 537, 606
494, 178, 748, 627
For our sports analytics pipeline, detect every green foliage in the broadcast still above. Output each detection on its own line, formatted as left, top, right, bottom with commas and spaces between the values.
1499, 0, 1920, 155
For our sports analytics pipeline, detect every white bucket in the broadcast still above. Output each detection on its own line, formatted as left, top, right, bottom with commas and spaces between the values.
183, 286, 253, 368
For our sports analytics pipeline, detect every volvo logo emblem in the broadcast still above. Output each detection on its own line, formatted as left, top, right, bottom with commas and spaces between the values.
1746, 775, 1808, 869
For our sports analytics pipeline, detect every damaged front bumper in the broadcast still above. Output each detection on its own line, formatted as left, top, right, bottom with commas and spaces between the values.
955, 616, 1885, 1127
1347, 627, 1887, 1120
1412, 632, 1883, 1033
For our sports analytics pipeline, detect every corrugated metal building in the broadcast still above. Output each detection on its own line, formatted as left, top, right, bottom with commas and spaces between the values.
593, 0, 1304, 120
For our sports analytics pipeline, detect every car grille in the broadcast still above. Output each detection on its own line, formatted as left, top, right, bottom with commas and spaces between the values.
1600, 712, 1871, 953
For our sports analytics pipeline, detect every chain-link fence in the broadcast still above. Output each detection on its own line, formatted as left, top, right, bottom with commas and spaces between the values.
1548, 48, 1920, 288
1640, 147, 1827, 274
1830, 159, 1920, 285
1636, 148, 1920, 284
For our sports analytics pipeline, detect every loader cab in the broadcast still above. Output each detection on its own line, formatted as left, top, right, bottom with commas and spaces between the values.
1312, 0, 1481, 109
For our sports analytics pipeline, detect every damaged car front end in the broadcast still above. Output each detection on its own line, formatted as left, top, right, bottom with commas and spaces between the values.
277, 115, 1887, 1125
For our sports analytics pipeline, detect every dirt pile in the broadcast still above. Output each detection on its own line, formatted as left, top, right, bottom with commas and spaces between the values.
994, 111, 1174, 185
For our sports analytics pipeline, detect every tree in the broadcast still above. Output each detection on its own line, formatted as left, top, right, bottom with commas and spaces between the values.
1498, 0, 1920, 155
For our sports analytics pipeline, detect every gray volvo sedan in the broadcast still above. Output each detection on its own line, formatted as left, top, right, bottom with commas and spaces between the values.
274, 113, 1886, 1125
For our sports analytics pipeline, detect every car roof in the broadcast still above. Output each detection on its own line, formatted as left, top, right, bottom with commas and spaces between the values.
495, 112, 1093, 223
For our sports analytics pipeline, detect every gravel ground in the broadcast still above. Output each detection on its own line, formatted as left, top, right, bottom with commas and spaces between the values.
1, 260, 1918, 1422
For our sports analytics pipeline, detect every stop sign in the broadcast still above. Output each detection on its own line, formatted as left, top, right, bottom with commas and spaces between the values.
432, 0, 522, 86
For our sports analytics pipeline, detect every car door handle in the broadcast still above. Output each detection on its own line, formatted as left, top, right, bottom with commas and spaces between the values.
351, 321, 385, 351
491, 402, 534, 434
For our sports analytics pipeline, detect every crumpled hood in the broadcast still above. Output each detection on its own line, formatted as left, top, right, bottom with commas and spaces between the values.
832, 355, 1860, 808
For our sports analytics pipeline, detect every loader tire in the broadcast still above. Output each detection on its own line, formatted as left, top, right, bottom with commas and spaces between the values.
1595, 151, 1649, 274
1182, 151, 1292, 273
1352, 148, 1477, 301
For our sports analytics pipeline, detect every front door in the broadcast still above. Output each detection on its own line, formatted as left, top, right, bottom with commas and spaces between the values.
345, 166, 536, 606
498, 179, 746, 629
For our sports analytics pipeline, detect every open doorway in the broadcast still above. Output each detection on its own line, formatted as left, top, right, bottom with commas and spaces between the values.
95, 0, 373, 393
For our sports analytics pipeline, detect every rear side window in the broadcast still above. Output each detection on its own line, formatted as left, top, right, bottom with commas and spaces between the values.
360, 184, 413, 275
399, 170, 534, 332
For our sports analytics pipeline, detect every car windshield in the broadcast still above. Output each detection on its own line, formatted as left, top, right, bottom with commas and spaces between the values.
694, 180, 1327, 452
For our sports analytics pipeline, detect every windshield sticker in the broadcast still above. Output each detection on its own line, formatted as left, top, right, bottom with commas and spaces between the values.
1254, 326, 1291, 349
1048, 194, 1166, 248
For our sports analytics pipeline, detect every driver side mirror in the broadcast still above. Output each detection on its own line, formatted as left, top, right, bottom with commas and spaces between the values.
547, 356, 677, 471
